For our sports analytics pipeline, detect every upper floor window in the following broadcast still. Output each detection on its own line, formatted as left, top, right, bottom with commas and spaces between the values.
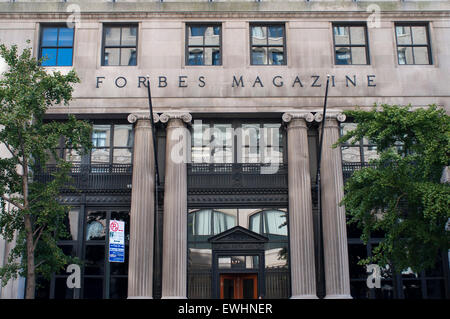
395, 23, 432, 65
39, 26, 74, 66
250, 24, 286, 65
102, 25, 138, 66
186, 24, 222, 66
333, 23, 369, 65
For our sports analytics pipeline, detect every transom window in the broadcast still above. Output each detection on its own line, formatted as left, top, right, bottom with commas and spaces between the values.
250, 24, 286, 65
333, 23, 369, 65
39, 25, 74, 66
186, 24, 222, 66
395, 23, 432, 65
102, 25, 138, 66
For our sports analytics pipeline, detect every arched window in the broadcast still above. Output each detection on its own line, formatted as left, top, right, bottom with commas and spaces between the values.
188, 209, 236, 236
249, 209, 287, 237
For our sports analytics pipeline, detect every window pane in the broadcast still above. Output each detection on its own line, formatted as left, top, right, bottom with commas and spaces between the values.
411, 26, 427, 45
109, 277, 128, 299
348, 244, 367, 279
57, 48, 73, 66
188, 47, 204, 65
334, 26, 350, 45
396, 26, 412, 45
111, 211, 131, 241
54, 277, 74, 299
62, 208, 79, 241
41, 48, 57, 66
104, 48, 120, 66
105, 27, 121, 46
120, 48, 137, 66
113, 148, 132, 164
204, 47, 221, 66
250, 213, 261, 233
65, 149, 81, 163
91, 148, 110, 164
83, 278, 103, 299
251, 26, 267, 45
92, 125, 110, 147
42, 27, 58, 46
251, 47, 267, 65
341, 146, 361, 163
58, 28, 74, 47
204, 26, 220, 46
269, 47, 284, 65
426, 280, 446, 299
398, 47, 413, 64
86, 211, 106, 240
263, 210, 287, 236
363, 146, 379, 161
351, 47, 367, 64
335, 47, 351, 65
413, 47, 430, 64
121, 26, 137, 46
403, 280, 422, 299
114, 125, 133, 147
84, 245, 105, 275
189, 26, 205, 46
350, 26, 365, 45
268, 26, 284, 45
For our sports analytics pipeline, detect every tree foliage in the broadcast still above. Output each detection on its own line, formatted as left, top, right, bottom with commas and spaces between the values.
335, 104, 450, 273
0, 43, 92, 298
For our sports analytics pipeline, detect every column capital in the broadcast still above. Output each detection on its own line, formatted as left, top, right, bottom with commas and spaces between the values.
282, 112, 315, 123
314, 111, 346, 123
127, 112, 160, 124
159, 112, 192, 124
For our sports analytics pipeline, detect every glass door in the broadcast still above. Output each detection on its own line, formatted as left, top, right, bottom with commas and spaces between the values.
220, 274, 258, 299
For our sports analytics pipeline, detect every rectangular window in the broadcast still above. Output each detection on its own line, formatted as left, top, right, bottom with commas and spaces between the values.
186, 24, 222, 66
250, 24, 286, 65
333, 23, 369, 65
39, 25, 74, 66
102, 25, 138, 66
395, 23, 432, 65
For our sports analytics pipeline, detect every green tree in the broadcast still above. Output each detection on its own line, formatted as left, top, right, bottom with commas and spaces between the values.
335, 104, 450, 274
0, 43, 92, 298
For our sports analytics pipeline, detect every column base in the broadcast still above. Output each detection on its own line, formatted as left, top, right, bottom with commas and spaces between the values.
290, 294, 318, 299
127, 296, 153, 299
161, 296, 187, 299
324, 294, 353, 299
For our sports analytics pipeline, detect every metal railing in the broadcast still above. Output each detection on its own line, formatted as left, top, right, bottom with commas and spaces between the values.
34, 164, 133, 192
187, 163, 288, 190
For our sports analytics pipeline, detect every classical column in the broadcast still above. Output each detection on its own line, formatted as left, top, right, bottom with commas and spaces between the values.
160, 112, 192, 299
282, 112, 318, 299
127, 113, 159, 299
315, 112, 352, 299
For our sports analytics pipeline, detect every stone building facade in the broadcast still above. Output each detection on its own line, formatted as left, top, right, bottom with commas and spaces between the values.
0, 0, 449, 299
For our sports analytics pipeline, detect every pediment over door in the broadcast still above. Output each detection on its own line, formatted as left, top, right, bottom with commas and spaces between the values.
208, 226, 268, 245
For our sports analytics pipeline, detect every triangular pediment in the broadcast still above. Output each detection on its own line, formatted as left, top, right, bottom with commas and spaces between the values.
208, 226, 268, 244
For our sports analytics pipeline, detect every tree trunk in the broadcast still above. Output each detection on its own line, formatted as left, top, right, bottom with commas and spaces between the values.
24, 214, 35, 299
22, 157, 35, 299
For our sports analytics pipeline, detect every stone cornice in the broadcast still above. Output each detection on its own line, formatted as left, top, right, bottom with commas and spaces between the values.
0, 2, 449, 20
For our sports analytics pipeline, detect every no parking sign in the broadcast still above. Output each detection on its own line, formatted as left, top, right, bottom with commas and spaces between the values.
109, 220, 125, 263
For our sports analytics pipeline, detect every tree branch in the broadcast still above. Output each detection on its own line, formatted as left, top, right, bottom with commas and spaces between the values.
0, 195, 25, 211
33, 224, 46, 252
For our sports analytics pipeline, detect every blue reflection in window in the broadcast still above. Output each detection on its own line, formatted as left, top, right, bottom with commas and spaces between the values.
212, 51, 220, 65
128, 50, 137, 66
272, 51, 284, 65
251, 51, 265, 65
190, 26, 205, 37
189, 52, 203, 65
268, 26, 283, 38
336, 50, 351, 65
41, 48, 57, 66
40, 26, 74, 66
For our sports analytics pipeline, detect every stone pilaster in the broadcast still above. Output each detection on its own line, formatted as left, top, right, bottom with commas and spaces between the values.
160, 112, 191, 299
127, 112, 159, 299
282, 112, 318, 299
316, 111, 352, 299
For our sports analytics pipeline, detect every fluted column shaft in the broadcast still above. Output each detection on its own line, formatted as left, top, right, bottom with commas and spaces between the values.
161, 117, 189, 298
283, 113, 317, 299
320, 117, 352, 299
127, 119, 155, 299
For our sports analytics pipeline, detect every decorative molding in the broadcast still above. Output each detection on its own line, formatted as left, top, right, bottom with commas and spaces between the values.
282, 112, 315, 123
159, 112, 192, 124
314, 111, 346, 123
127, 112, 160, 124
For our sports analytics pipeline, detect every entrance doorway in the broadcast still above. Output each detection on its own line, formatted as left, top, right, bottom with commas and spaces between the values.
220, 274, 258, 299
